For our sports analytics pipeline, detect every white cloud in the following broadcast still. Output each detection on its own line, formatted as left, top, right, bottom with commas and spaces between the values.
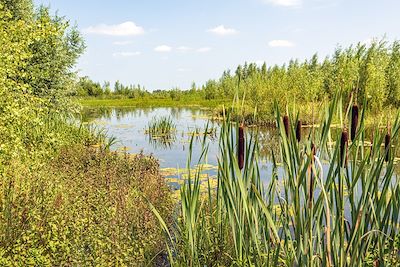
268, 40, 295, 47
154, 45, 172, 52
207, 25, 238, 36
263, 0, 302, 7
113, 40, 134, 46
112, 51, 141, 57
177, 46, 192, 52
84, 21, 144, 36
196, 47, 212, 53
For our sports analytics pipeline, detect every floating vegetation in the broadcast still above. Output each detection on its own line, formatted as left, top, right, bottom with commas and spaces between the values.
114, 123, 135, 129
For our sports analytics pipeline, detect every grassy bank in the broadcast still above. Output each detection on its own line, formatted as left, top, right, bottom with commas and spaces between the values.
80, 96, 398, 128
79, 97, 229, 109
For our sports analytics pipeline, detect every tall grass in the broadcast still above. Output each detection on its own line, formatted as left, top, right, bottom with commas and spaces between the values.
151, 94, 400, 266
146, 116, 176, 136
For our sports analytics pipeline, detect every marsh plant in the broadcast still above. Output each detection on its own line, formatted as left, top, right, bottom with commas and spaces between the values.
151, 94, 400, 266
146, 116, 176, 136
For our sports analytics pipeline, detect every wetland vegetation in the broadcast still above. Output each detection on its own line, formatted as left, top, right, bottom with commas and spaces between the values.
2, 0, 400, 266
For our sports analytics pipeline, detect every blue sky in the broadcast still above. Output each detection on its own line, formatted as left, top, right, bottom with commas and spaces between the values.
34, 0, 400, 90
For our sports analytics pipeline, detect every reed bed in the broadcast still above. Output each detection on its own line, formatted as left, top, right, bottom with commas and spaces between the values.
151, 94, 400, 266
146, 116, 176, 136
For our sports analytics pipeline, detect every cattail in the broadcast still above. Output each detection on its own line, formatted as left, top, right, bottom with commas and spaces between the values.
340, 130, 349, 166
351, 104, 359, 141
238, 125, 245, 170
308, 143, 316, 207
385, 130, 391, 162
296, 120, 302, 142
283, 115, 290, 137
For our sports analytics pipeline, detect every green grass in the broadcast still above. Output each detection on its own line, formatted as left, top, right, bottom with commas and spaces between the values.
78, 97, 228, 109
79, 96, 398, 129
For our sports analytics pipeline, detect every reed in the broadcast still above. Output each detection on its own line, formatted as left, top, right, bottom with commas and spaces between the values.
283, 115, 290, 137
385, 129, 391, 162
351, 104, 359, 141
146, 116, 176, 136
340, 129, 349, 166
296, 120, 302, 142
238, 125, 245, 170
150, 94, 400, 266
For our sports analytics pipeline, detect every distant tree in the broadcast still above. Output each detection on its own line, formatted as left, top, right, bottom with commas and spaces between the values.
103, 81, 111, 95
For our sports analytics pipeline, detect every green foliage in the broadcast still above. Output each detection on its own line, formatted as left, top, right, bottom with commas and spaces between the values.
199, 39, 400, 115
1, 0, 33, 21
0, 0, 85, 163
0, 146, 173, 266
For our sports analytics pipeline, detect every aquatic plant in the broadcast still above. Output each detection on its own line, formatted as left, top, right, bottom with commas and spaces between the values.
151, 94, 400, 266
296, 120, 302, 142
351, 104, 359, 141
146, 116, 176, 136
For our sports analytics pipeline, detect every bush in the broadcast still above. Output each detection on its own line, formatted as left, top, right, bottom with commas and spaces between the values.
0, 146, 173, 266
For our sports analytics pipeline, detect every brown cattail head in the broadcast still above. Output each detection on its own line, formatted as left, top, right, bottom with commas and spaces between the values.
385, 131, 391, 162
296, 120, 302, 142
351, 104, 359, 141
238, 125, 245, 170
283, 115, 290, 137
340, 130, 349, 166
308, 142, 316, 207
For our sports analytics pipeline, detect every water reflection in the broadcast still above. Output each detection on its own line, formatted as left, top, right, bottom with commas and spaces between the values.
81, 107, 400, 178
146, 133, 176, 150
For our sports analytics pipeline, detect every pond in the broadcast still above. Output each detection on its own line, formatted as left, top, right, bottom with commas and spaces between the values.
82, 107, 282, 185
82, 106, 400, 187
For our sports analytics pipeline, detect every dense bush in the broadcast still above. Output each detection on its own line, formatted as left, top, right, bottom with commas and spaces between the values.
0, 146, 173, 266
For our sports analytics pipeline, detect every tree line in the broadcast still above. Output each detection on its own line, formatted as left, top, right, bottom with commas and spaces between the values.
202, 39, 400, 114
80, 39, 400, 114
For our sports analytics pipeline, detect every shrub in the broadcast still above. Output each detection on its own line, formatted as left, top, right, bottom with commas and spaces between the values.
0, 146, 173, 266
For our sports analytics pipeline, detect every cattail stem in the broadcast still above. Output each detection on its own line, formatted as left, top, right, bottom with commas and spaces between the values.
283, 115, 290, 137
340, 130, 349, 167
238, 125, 245, 170
385, 131, 391, 162
351, 105, 359, 141
296, 120, 302, 142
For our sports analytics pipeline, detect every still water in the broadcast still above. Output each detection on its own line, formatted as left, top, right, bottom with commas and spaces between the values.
82, 107, 280, 183
82, 107, 400, 181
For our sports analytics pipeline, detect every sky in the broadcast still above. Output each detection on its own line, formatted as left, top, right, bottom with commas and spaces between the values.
33, 0, 400, 90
